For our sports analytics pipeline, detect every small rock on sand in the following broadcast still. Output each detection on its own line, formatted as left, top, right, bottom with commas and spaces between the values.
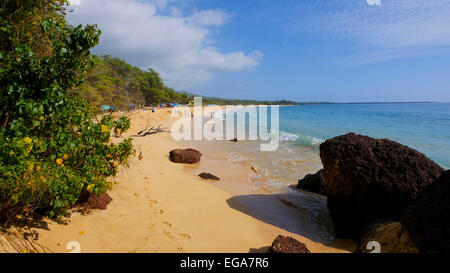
198, 173, 220, 180
77, 191, 113, 210
267, 235, 310, 253
169, 148, 202, 164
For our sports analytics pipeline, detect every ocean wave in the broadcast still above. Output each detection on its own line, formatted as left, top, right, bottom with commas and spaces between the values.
279, 131, 324, 146
279, 132, 299, 142
311, 137, 324, 145
294, 135, 324, 147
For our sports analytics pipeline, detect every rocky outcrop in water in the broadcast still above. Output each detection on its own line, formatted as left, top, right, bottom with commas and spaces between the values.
296, 169, 327, 195
355, 220, 419, 253
267, 235, 310, 253
198, 173, 220, 180
169, 148, 202, 164
401, 170, 450, 253
320, 132, 444, 239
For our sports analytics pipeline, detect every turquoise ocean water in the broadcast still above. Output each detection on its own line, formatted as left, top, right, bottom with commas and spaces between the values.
279, 102, 450, 169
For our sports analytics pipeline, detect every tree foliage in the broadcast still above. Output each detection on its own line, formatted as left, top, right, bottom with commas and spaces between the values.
73, 55, 191, 110
0, 0, 134, 217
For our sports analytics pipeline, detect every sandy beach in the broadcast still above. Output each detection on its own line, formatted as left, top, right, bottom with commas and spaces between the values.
4, 108, 355, 253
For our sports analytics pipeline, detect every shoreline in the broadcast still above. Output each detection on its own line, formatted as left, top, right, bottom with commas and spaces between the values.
4, 108, 354, 253
182, 137, 355, 250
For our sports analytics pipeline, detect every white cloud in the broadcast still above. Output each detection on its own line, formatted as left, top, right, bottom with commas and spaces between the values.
282, 0, 450, 63
322, 0, 450, 48
67, 0, 262, 88
186, 10, 231, 27
366, 0, 381, 6
70, 0, 81, 5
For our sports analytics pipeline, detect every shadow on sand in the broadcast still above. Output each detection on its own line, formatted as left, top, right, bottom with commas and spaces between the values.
226, 190, 355, 252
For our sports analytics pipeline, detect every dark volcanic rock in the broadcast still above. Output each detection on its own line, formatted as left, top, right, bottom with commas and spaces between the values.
320, 132, 444, 239
78, 191, 112, 210
296, 169, 327, 195
169, 148, 202, 164
267, 235, 310, 253
198, 172, 220, 180
355, 220, 419, 253
402, 170, 450, 253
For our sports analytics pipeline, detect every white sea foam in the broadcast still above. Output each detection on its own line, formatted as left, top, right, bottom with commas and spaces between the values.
228, 153, 247, 162
279, 132, 324, 146
311, 137, 324, 145
279, 132, 299, 142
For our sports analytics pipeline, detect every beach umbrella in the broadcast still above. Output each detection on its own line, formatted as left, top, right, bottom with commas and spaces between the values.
100, 105, 111, 111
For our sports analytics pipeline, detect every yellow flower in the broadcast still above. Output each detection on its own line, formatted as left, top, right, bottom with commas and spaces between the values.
25, 145, 33, 155
23, 137, 32, 144
114, 160, 119, 167
86, 184, 95, 193
9, 150, 14, 155
36, 166, 41, 172
63, 154, 68, 160
56, 158, 63, 165
101, 125, 109, 133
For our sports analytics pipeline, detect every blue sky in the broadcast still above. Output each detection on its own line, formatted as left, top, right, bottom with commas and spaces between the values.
68, 0, 450, 102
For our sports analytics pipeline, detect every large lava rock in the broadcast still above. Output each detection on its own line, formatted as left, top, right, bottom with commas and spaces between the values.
402, 170, 450, 253
320, 133, 444, 239
296, 169, 327, 195
169, 148, 202, 164
355, 220, 419, 253
267, 235, 310, 253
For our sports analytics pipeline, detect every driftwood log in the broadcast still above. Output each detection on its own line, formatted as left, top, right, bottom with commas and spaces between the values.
132, 124, 170, 137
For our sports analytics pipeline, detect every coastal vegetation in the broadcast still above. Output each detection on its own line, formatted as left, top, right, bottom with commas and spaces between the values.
73, 55, 305, 109
72, 55, 191, 110
0, 0, 133, 218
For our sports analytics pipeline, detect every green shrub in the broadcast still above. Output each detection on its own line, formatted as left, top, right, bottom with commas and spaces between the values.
0, 0, 134, 217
